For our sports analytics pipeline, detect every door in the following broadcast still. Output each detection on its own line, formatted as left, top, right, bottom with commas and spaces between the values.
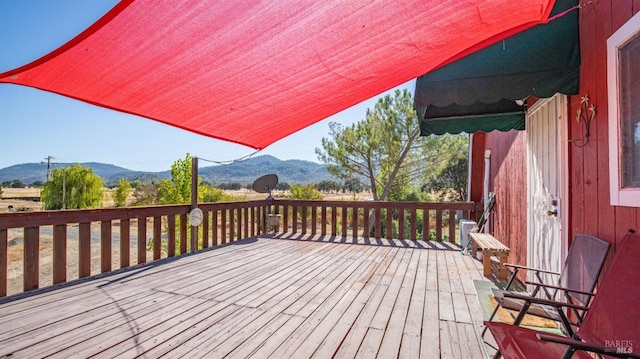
526, 94, 569, 286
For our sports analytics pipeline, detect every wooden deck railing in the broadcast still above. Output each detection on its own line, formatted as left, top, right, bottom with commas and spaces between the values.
0, 199, 476, 297
271, 200, 476, 241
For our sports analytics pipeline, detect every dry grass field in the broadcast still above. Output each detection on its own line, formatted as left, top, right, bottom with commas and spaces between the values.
1, 187, 43, 213
0, 187, 372, 214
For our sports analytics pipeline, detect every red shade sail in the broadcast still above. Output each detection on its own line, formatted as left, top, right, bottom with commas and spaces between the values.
0, 0, 555, 149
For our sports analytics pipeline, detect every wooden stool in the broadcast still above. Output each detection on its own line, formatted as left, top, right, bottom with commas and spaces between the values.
469, 232, 510, 279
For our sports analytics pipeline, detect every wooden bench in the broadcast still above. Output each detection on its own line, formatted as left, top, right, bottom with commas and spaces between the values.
469, 232, 510, 279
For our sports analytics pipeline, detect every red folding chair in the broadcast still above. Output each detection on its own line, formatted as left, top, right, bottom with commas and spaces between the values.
485, 231, 640, 359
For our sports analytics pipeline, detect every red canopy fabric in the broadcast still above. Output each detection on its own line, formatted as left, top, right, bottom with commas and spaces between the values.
0, 0, 555, 149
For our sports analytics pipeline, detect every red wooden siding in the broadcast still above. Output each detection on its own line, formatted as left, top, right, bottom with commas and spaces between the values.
470, 2, 640, 273
480, 130, 528, 268
569, 1, 640, 256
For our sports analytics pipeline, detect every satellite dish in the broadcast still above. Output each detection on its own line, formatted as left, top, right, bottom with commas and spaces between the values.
252, 174, 278, 200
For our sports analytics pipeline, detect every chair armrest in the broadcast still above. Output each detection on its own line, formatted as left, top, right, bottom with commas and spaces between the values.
502, 292, 588, 311
537, 334, 640, 358
503, 263, 561, 276
524, 281, 596, 297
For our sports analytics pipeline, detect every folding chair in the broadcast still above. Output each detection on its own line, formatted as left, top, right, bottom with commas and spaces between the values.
485, 231, 640, 359
482, 234, 610, 339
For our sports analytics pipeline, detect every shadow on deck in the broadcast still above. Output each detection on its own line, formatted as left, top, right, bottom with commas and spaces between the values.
0, 234, 497, 358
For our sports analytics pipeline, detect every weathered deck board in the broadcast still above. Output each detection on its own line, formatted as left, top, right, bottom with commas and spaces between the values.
0, 234, 495, 358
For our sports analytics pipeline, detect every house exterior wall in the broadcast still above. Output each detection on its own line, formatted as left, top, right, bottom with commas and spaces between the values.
472, 130, 528, 268
470, 2, 640, 271
569, 1, 640, 258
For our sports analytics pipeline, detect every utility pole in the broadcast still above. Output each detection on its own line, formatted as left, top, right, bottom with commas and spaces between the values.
41, 155, 56, 181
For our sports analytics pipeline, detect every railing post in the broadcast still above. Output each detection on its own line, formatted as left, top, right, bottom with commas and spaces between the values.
352, 206, 358, 239
120, 219, 130, 267
24, 227, 39, 291
341, 205, 348, 238
436, 210, 443, 241
283, 204, 289, 233
53, 224, 67, 284
243, 207, 249, 239
167, 215, 176, 257
191, 156, 199, 252
292, 205, 298, 234
386, 207, 393, 239
101, 220, 112, 273
331, 206, 337, 236
398, 208, 405, 240
311, 205, 317, 235
180, 213, 188, 254
202, 211, 209, 248
231, 208, 237, 241
321, 206, 327, 235
301, 205, 307, 235
79, 222, 91, 278
153, 216, 162, 260
448, 209, 457, 243
138, 217, 147, 264
410, 208, 417, 240
250, 207, 255, 237
374, 207, 381, 239
212, 210, 218, 246
0, 228, 7, 296
362, 207, 369, 238
221, 210, 227, 244
422, 209, 430, 240
236, 208, 242, 241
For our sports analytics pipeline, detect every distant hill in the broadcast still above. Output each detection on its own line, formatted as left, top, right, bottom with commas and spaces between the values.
0, 155, 334, 186
0, 162, 167, 185
199, 156, 332, 185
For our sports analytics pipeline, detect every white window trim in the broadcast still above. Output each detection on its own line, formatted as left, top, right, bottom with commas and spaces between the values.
607, 11, 640, 207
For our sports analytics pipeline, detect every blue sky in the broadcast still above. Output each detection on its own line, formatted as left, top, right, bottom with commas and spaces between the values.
0, 1, 414, 172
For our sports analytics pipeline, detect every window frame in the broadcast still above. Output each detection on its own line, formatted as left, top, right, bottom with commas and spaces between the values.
607, 11, 640, 207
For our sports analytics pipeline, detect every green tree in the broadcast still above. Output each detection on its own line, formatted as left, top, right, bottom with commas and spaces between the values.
316, 89, 427, 202
201, 184, 231, 202
158, 153, 200, 204
9, 180, 26, 188
342, 178, 364, 193
317, 180, 342, 193
41, 164, 104, 210
113, 178, 132, 207
421, 134, 469, 201
289, 184, 322, 200
132, 182, 159, 205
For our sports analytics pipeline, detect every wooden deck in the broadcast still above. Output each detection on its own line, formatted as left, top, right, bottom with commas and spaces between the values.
0, 234, 495, 358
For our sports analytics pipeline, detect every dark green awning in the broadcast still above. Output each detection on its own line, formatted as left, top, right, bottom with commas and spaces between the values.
421, 100, 525, 135
416, 0, 579, 135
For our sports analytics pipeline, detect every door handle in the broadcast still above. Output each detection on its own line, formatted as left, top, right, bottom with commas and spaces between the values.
547, 196, 560, 217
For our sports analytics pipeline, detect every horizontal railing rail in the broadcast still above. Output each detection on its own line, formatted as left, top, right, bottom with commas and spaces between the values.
0, 199, 477, 297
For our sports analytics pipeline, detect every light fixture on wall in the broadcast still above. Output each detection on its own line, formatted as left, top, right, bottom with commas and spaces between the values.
571, 94, 596, 147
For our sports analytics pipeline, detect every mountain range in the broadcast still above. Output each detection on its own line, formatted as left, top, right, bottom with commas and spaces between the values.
0, 155, 334, 186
